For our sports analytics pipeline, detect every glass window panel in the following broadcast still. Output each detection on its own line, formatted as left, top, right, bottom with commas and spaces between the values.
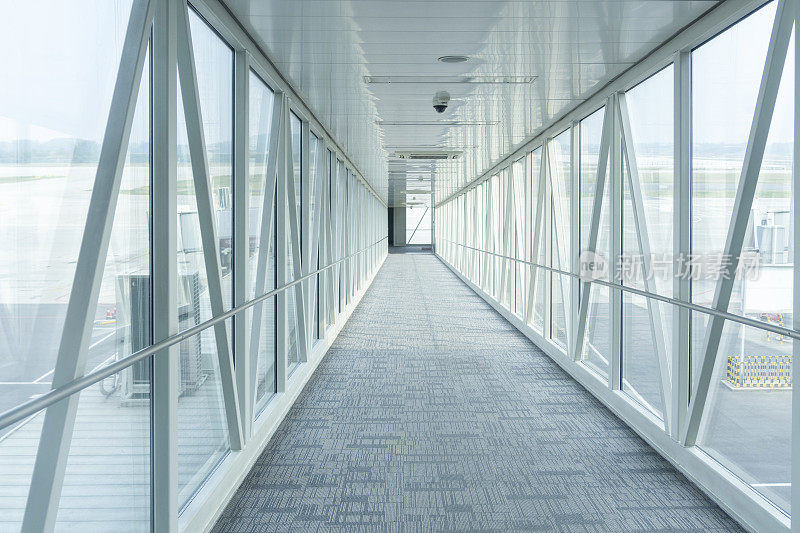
465, 190, 472, 282
248, 71, 277, 410
551, 273, 570, 347
482, 180, 490, 291
696, 320, 792, 513
177, 318, 232, 509
188, 9, 233, 309
406, 205, 432, 245
481, 182, 487, 289
326, 155, 337, 324
621, 66, 674, 419
691, 1, 792, 513
512, 157, 526, 317
549, 130, 572, 349
491, 175, 500, 297
475, 182, 489, 286
0, 0, 134, 420
622, 66, 675, 295
309, 134, 321, 341
499, 169, 511, 309
0, 368, 151, 532
475, 184, 483, 285
533, 220, 548, 333
309, 136, 319, 243
254, 221, 276, 412
692, 1, 792, 329
175, 20, 233, 354
247, 71, 274, 296
0, 3, 151, 529
347, 172, 356, 298
291, 112, 302, 260
578, 107, 611, 376
3, 48, 151, 533
62, 47, 152, 529
55, 368, 150, 531
176, 10, 234, 508
622, 292, 670, 423
287, 113, 302, 371
582, 285, 611, 377
580, 107, 608, 261
528, 148, 546, 332
337, 160, 346, 312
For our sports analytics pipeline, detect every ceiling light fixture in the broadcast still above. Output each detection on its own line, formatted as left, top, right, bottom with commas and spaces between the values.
363, 75, 535, 84
384, 145, 478, 150
394, 150, 461, 160
377, 120, 498, 126
437, 55, 469, 63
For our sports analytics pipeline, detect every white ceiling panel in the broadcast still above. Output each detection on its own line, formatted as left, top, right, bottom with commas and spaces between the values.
223, 0, 717, 205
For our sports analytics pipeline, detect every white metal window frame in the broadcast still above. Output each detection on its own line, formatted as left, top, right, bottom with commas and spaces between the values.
434, 1, 799, 532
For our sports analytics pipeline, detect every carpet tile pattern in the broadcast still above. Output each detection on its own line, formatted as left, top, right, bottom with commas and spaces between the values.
212, 253, 742, 532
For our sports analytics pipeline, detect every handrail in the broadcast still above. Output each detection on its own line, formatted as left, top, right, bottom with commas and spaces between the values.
0, 237, 388, 431
439, 239, 800, 342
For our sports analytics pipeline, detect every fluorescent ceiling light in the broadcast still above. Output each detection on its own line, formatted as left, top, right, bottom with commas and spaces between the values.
377, 120, 498, 126
363, 75, 535, 84
384, 145, 477, 150
437, 55, 470, 63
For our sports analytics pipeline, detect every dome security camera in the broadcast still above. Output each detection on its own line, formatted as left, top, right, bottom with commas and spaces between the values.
432, 91, 450, 113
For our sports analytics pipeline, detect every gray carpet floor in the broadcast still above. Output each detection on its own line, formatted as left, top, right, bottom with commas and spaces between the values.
212, 254, 742, 532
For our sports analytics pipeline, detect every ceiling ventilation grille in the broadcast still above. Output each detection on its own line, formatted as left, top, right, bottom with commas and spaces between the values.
394, 150, 461, 160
